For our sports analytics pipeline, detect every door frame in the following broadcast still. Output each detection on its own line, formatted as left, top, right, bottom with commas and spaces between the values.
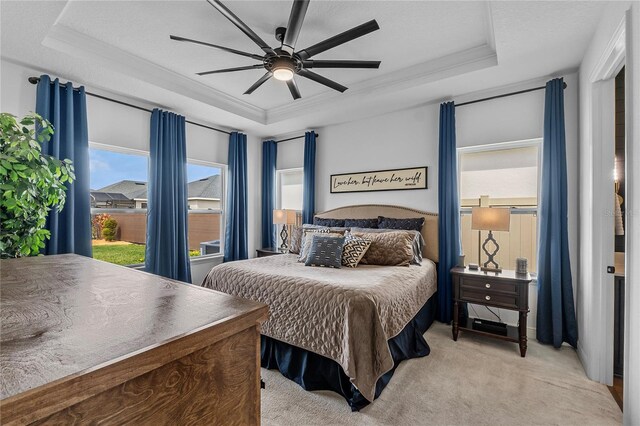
586, 16, 625, 386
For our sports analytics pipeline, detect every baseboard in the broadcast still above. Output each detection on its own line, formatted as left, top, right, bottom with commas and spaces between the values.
577, 342, 595, 380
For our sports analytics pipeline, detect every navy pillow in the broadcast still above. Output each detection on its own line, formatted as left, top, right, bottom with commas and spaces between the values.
313, 217, 346, 227
378, 216, 425, 232
305, 235, 345, 268
344, 218, 378, 229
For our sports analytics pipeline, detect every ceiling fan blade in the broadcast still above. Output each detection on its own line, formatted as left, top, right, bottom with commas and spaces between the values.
282, 0, 310, 54
197, 64, 264, 76
170, 35, 264, 60
206, 0, 276, 56
286, 78, 302, 100
244, 72, 273, 94
298, 69, 347, 92
302, 60, 381, 69
296, 19, 379, 60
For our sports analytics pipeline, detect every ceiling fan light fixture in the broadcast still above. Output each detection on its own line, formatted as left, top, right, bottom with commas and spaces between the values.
273, 67, 294, 81
176, 0, 382, 99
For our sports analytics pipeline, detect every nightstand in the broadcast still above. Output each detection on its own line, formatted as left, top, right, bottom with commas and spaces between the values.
451, 267, 532, 357
256, 247, 285, 258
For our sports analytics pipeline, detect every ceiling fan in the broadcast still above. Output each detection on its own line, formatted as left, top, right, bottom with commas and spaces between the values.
170, 0, 381, 100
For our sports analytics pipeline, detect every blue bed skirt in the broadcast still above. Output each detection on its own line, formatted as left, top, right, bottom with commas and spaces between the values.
260, 294, 437, 411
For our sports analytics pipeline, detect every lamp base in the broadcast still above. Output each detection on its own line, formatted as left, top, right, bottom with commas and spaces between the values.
279, 225, 289, 252
481, 230, 502, 273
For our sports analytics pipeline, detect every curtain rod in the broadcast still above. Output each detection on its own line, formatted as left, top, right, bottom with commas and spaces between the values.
274, 133, 319, 144
28, 76, 233, 135
456, 81, 567, 107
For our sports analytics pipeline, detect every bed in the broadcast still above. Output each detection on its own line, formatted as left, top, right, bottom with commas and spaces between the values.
202, 205, 439, 410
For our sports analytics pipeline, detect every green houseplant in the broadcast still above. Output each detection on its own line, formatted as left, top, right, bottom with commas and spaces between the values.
0, 112, 75, 258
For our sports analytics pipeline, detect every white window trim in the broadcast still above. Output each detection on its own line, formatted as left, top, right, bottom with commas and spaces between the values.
457, 137, 542, 280
276, 167, 304, 210
89, 141, 150, 157
186, 158, 227, 260
89, 142, 227, 263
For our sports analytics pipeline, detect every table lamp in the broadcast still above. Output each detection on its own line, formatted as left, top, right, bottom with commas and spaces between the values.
273, 209, 297, 252
471, 207, 510, 273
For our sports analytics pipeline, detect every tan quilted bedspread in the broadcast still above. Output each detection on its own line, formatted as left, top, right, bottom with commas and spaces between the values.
201, 254, 437, 401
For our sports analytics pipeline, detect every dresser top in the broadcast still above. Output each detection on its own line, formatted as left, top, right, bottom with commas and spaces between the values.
450, 266, 532, 283
0, 254, 267, 400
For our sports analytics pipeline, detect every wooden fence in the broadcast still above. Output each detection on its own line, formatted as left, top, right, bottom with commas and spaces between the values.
95, 211, 222, 251
460, 209, 538, 272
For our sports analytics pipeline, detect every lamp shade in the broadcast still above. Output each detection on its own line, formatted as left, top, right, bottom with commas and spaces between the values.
273, 209, 297, 225
471, 207, 510, 231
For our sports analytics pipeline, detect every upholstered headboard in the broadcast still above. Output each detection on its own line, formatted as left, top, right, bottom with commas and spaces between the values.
314, 204, 439, 263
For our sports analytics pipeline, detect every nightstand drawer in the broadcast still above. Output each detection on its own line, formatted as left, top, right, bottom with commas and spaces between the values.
459, 287, 519, 309
451, 266, 532, 357
460, 276, 518, 295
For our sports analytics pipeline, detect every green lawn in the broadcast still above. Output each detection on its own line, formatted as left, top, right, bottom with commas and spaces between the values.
92, 243, 146, 266
92, 243, 201, 266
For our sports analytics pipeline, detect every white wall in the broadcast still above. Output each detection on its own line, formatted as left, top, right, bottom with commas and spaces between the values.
276, 72, 580, 333
0, 58, 259, 284
0, 60, 36, 118
247, 134, 261, 259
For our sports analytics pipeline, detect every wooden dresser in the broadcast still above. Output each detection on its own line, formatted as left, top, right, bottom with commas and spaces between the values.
0, 254, 268, 425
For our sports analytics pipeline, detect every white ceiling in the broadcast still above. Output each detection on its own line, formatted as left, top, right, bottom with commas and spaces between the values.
0, 1, 612, 137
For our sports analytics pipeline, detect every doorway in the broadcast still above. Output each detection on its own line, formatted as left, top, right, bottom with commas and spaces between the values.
609, 66, 626, 411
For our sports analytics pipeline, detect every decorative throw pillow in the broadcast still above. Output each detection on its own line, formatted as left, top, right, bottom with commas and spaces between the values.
350, 230, 414, 266
344, 218, 378, 229
298, 229, 340, 263
305, 235, 345, 268
377, 216, 425, 232
350, 227, 424, 265
289, 226, 303, 254
313, 217, 346, 227
341, 234, 372, 268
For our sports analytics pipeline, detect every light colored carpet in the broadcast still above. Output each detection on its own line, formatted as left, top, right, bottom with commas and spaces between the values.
261, 323, 621, 425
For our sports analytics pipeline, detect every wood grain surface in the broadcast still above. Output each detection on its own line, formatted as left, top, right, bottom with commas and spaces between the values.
34, 327, 260, 425
0, 254, 268, 425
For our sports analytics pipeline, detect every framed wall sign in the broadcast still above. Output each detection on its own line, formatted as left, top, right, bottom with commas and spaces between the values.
330, 166, 428, 194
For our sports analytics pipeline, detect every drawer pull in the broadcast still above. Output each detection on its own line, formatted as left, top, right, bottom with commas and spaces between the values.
485, 295, 491, 301
485, 283, 491, 289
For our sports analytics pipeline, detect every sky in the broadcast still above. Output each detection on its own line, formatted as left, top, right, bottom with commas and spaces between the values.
89, 148, 221, 190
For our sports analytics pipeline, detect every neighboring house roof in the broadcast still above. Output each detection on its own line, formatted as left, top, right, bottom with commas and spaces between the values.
95, 175, 221, 201
188, 175, 221, 199
90, 192, 133, 202
96, 180, 148, 200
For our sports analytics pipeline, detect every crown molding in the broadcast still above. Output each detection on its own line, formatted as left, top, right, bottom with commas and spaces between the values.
39, 4, 499, 129
42, 23, 267, 124
266, 44, 498, 124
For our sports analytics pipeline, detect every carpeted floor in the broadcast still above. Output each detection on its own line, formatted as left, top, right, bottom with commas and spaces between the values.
261, 322, 621, 425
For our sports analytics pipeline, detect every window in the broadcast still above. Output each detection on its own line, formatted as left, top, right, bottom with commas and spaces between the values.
277, 168, 303, 210
89, 145, 226, 265
187, 161, 226, 257
89, 145, 149, 266
458, 140, 541, 273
